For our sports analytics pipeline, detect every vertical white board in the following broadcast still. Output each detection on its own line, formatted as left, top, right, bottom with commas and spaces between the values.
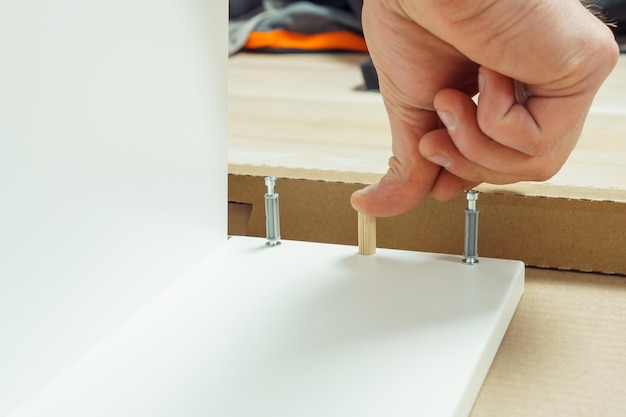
9, 237, 524, 417
0, 2, 226, 415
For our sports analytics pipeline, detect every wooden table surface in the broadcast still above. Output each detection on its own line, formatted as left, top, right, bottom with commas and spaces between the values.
229, 53, 626, 201
228, 52, 626, 416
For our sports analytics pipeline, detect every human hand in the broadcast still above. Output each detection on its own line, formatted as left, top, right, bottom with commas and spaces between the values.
351, 0, 619, 217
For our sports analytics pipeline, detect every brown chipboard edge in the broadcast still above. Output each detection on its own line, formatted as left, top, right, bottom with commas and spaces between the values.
227, 201, 253, 236
228, 173, 626, 275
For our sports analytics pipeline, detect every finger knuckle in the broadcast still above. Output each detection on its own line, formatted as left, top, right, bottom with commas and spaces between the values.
529, 164, 559, 182
476, 110, 496, 135
432, 0, 498, 24
522, 137, 555, 158
456, 141, 484, 165
454, 162, 484, 183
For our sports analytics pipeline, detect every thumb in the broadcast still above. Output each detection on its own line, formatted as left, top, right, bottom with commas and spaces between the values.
350, 110, 441, 217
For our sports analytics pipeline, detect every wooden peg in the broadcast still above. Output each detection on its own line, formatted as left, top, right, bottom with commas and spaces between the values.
358, 212, 376, 255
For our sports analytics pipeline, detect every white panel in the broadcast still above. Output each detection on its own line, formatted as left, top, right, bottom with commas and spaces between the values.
9, 237, 524, 417
0, 2, 226, 415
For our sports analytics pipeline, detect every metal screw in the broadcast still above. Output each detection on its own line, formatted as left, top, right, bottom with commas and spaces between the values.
462, 190, 479, 265
265, 176, 276, 196
264, 176, 281, 246
467, 189, 478, 210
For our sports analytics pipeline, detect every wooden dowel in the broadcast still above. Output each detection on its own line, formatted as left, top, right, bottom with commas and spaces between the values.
358, 212, 376, 256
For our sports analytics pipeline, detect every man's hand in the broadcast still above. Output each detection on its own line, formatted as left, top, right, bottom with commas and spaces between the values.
351, 0, 619, 217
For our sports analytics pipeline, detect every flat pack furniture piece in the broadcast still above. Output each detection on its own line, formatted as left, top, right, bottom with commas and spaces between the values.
0, 2, 523, 416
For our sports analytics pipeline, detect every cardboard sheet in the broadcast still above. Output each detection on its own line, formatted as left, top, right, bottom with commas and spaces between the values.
229, 174, 626, 274
472, 268, 626, 417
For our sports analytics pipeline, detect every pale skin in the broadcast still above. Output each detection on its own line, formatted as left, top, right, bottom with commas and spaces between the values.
350, 0, 620, 217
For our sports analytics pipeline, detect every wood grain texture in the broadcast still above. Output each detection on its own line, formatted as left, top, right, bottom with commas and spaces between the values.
228, 53, 626, 198
358, 211, 376, 255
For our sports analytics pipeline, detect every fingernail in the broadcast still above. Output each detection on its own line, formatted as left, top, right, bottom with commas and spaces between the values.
437, 111, 456, 133
478, 72, 485, 93
427, 154, 451, 169
357, 182, 378, 195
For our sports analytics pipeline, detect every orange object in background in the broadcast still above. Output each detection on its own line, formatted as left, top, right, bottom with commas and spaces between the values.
244, 29, 367, 53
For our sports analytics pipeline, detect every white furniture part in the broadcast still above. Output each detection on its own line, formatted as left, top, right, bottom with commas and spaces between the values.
0, 2, 524, 416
